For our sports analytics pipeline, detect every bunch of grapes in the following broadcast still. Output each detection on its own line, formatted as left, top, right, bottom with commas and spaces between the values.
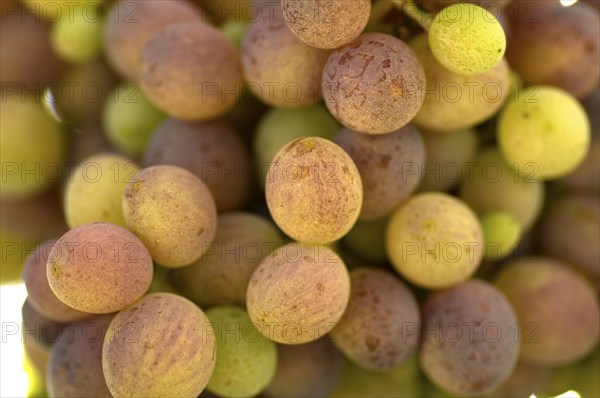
1, 0, 599, 397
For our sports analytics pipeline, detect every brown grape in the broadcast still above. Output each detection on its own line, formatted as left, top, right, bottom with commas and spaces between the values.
47, 223, 153, 313
144, 118, 250, 212
141, 21, 242, 120
280, 0, 371, 49
102, 293, 216, 397
333, 268, 420, 371
334, 124, 425, 221
322, 32, 425, 134
123, 165, 218, 267
104, 0, 204, 79
420, 280, 519, 396
246, 243, 351, 344
23, 241, 91, 322
494, 257, 600, 366
241, 7, 331, 108
265, 137, 363, 244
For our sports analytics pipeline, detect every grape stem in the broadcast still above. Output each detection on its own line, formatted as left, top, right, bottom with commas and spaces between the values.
391, 0, 434, 31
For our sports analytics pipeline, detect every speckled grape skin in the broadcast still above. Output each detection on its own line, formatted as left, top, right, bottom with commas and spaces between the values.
144, 119, 250, 212
386, 192, 483, 289
420, 280, 519, 396
47, 315, 113, 398
458, 148, 544, 231
205, 306, 277, 397
281, 0, 371, 49
334, 125, 425, 221
246, 243, 351, 344
429, 3, 506, 75
47, 223, 153, 314
265, 337, 344, 398
141, 21, 242, 121
333, 268, 420, 371
494, 257, 600, 366
265, 137, 363, 244
507, 2, 600, 99
102, 293, 216, 397
497, 86, 591, 180
241, 8, 330, 108
409, 33, 510, 133
122, 165, 218, 267
170, 212, 284, 307
104, 0, 204, 79
322, 33, 425, 134
539, 194, 599, 287
23, 241, 91, 322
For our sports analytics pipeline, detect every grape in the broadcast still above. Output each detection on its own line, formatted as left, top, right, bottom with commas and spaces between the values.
0, 8, 64, 88
334, 124, 425, 221
246, 243, 350, 344
102, 82, 166, 157
506, 1, 600, 99
102, 293, 216, 397
254, 105, 340, 185
342, 218, 388, 264
143, 118, 250, 212
64, 153, 139, 229
420, 280, 519, 396
386, 192, 483, 289
280, 0, 371, 49
122, 165, 218, 267
333, 268, 420, 371
104, 0, 204, 79
539, 193, 600, 287
408, 33, 510, 133
458, 147, 544, 231
428, 3, 506, 75
47, 222, 153, 313
265, 337, 344, 398
419, 128, 478, 192
140, 21, 242, 121
418, 0, 512, 13
331, 357, 421, 398
23, 241, 91, 322
21, 299, 62, 376
561, 89, 600, 191
241, 7, 331, 108
265, 137, 362, 244
322, 32, 425, 134
170, 212, 283, 307
0, 96, 67, 200
50, 4, 103, 65
55, 60, 117, 126
47, 315, 113, 398
497, 85, 590, 180
481, 211, 520, 261
494, 257, 600, 366
205, 306, 277, 397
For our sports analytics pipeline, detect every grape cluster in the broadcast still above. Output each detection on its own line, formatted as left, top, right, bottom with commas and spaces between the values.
1, 0, 599, 397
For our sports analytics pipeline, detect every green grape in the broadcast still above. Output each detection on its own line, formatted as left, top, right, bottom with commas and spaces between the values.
481, 211, 521, 261
205, 306, 277, 398
342, 218, 388, 264
419, 128, 478, 192
497, 86, 590, 180
103, 82, 166, 156
254, 105, 340, 185
0, 228, 36, 284
64, 153, 139, 228
221, 21, 248, 48
494, 257, 600, 366
428, 3, 506, 75
50, 5, 103, 64
458, 147, 544, 231
386, 192, 483, 289
0, 95, 67, 200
